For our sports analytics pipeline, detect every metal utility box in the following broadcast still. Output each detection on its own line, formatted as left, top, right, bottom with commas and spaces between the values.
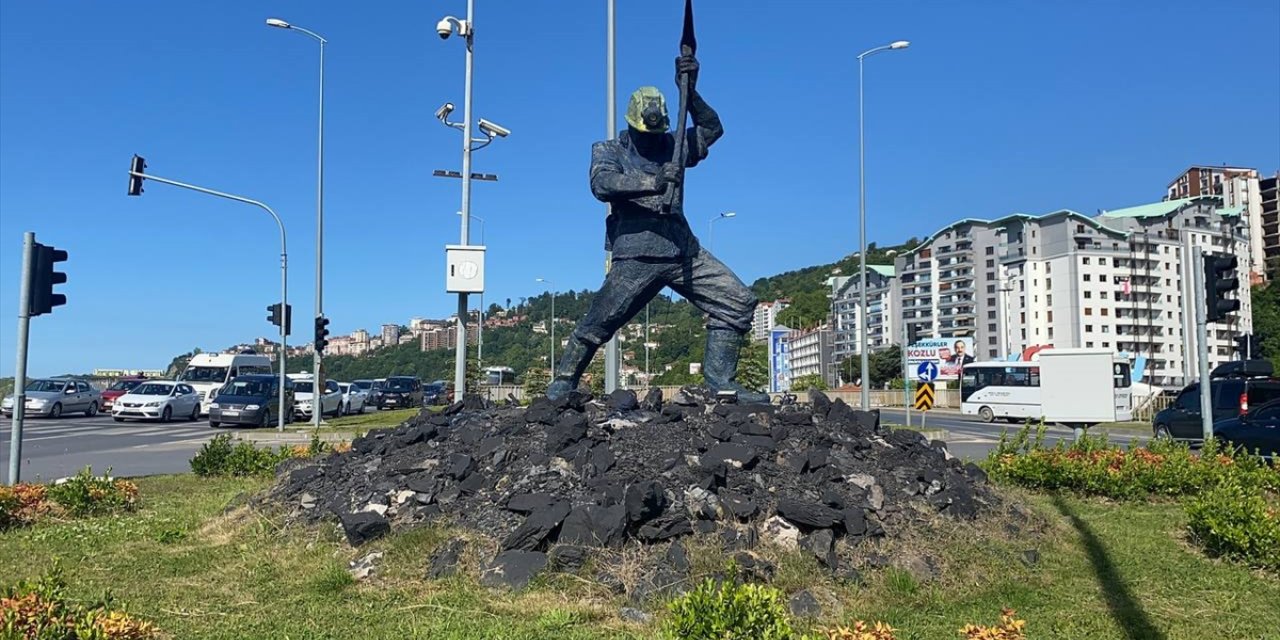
445, 245, 485, 293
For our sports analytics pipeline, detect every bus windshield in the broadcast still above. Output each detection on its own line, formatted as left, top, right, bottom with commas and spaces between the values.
181, 366, 229, 383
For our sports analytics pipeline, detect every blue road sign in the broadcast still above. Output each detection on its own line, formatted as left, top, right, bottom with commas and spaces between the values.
916, 361, 938, 382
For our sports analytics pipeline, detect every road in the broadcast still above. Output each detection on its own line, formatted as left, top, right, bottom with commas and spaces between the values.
0, 408, 1149, 482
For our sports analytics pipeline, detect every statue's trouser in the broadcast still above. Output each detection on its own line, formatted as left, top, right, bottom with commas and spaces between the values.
546, 248, 764, 402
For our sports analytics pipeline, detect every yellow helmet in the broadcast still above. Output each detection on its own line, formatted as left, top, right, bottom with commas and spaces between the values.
625, 86, 669, 133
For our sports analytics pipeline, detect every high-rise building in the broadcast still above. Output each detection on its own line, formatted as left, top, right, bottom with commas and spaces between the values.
751, 300, 789, 342
1261, 172, 1279, 278
381, 324, 400, 347
785, 325, 833, 385
1166, 166, 1263, 280
830, 266, 896, 383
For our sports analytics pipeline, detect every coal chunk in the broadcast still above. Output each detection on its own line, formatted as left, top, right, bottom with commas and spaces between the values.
789, 590, 822, 618
704, 442, 758, 468
502, 501, 570, 551
546, 411, 588, 454
777, 498, 843, 529
842, 508, 868, 537
801, 529, 837, 570
337, 511, 390, 547
719, 490, 759, 520
808, 389, 832, 419
505, 492, 559, 514
666, 541, 691, 573
624, 480, 668, 524
444, 453, 475, 481
607, 389, 639, 413
641, 388, 663, 412
549, 544, 591, 572
427, 538, 467, 579
482, 550, 548, 590
636, 515, 692, 542
558, 504, 627, 548
523, 398, 560, 426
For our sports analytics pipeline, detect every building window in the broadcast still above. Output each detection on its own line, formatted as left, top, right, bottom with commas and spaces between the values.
986, 246, 994, 255
1045, 263, 1052, 274
1047, 311, 1053, 322
1103, 342, 1110, 348
1085, 324, 1093, 332
1102, 291, 1109, 299
987, 297, 995, 306
1102, 326, 1109, 333
1047, 295, 1053, 305
1099, 258, 1107, 265
986, 259, 995, 267
1047, 278, 1052, 288
1083, 257, 1091, 265
1084, 274, 1092, 282
988, 310, 996, 319
1020, 312, 1026, 322
1085, 291, 1092, 299
1085, 308, 1093, 316
987, 284, 996, 293
1101, 308, 1109, 316
988, 323, 997, 331
1048, 328, 1054, 339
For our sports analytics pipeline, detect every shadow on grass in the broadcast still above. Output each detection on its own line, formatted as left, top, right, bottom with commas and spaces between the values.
1051, 495, 1166, 640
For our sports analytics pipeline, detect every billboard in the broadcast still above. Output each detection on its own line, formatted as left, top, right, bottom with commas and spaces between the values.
905, 337, 975, 381
768, 327, 792, 393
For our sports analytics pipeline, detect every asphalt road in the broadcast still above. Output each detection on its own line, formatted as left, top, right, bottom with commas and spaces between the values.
0, 407, 1150, 482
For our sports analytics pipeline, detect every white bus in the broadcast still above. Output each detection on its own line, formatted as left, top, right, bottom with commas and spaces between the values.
960, 349, 1132, 426
180, 352, 274, 415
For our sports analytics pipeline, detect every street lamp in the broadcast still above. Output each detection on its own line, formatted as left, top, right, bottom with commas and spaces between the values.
266, 16, 327, 429
708, 211, 736, 252
537, 278, 555, 373
438, 1, 510, 396
857, 39, 909, 410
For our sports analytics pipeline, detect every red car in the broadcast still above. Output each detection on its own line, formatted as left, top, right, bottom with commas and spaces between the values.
100, 377, 148, 413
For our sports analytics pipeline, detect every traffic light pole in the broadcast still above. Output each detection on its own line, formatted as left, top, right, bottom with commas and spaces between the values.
1193, 246, 1213, 443
7, 233, 35, 485
127, 169, 289, 431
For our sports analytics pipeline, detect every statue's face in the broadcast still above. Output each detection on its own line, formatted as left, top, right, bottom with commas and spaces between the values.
626, 86, 668, 133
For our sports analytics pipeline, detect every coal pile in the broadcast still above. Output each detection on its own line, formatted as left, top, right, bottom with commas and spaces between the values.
267, 388, 997, 589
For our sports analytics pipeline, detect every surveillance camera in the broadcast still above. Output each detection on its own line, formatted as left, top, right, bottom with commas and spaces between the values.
435, 103, 455, 121
478, 118, 511, 138
436, 18, 454, 39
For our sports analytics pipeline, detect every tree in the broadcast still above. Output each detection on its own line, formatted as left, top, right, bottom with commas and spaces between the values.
791, 374, 827, 392
738, 340, 768, 392
775, 289, 829, 329
839, 345, 903, 388
522, 368, 549, 400
1250, 282, 1280, 367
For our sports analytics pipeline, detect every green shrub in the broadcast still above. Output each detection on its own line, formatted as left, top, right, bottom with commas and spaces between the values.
790, 374, 827, 393
665, 578, 795, 640
44, 468, 139, 518
190, 434, 235, 477
1, 568, 161, 638
984, 424, 1279, 499
189, 434, 290, 477
1186, 479, 1280, 571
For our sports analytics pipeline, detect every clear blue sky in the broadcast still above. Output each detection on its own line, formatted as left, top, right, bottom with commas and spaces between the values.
2, 0, 1277, 377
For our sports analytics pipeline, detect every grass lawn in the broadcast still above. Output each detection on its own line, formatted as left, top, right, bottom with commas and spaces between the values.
2, 477, 1277, 639
319, 408, 419, 433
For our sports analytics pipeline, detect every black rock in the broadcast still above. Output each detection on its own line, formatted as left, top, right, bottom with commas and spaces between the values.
549, 544, 591, 572
778, 408, 813, 426
351, 434, 381, 455
719, 490, 759, 520
694, 461, 727, 491
463, 394, 487, 412
801, 529, 838, 571
820, 489, 845, 510
733, 551, 775, 582
805, 447, 830, 472
808, 389, 832, 419
505, 492, 559, 514
636, 515, 693, 542
731, 434, 777, 451
641, 387, 663, 412
703, 442, 758, 468
458, 472, 487, 496
442, 401, 466, 416
777, 498, 843, 529
398, 424, 437, 447
607, 389, 639, 413
737, 418, 772, 437
428, 413, 452, 427
624, 480, 668, 524
842, 508, 868, 537
964, 462, 989, 484
436, 454, 471, 482
619, 607, 654, 625
1020, 549, 1040, 567
501, 501, 570, 551
558, 504, 627, 548
427, 538, 467, 579
523, 398, 560, 426
337, 511, 390, 547
546, 411, 588, 454
666, 541, 691, 573
708, 423, 736, 441
481, 550, 548, 590
288, 465, 323, 486
838, 567, 864, 586
789, 590, 822, 618
720, 527, 758, 551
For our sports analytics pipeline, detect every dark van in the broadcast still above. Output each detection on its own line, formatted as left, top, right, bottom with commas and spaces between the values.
1153, 360, 1280, 442
209, 375, 293, 428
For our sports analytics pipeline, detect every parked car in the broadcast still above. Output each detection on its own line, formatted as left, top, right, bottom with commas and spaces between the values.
208, 375, 292, 428
179, 352, 274, 415
368, 378, 387, 407
2, 378, 101, 418
423, 382, 447, 406
111, 381, 200, 422
376, 376, 422, 410
1213, 401, 1280, 460
338, 382, 368, 415
1153, 360, 1280, 442
100, 376, 148, 413
289, 375, 342, 420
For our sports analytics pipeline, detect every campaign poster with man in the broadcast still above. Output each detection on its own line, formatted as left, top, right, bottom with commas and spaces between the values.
906, 337, 975, 380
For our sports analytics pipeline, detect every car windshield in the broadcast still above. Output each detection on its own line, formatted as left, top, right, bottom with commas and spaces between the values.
353, 381, 373, 391
339, 384, 350, 393
108, 379, 144, 392
386, 379, 415, 391
293, 381, 314, 394
220, 379, 272, 396
181, 366, 229, 383
133, 383, 174, 396
26, 380, 67, 393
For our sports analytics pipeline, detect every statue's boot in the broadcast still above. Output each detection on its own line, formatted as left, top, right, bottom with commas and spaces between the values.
546, 334, 596, 401
703, 328, 770, 404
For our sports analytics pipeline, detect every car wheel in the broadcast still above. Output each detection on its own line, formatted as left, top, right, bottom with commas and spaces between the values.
209, 421, 221, 428
1154, 425, 1172, 440
260, 410, 272, 428
978, 406, 995, 423
85, 402, 98, 417
160, 406, 172, 423
49, 403, 62, 419
190, 404, 200, 421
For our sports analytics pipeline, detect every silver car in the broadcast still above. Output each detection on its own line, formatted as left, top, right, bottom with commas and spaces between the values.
1, 378, 102, 418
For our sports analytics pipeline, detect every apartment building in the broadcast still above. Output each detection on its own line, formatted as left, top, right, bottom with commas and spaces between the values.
785, 326, 833, 384
1261, 172, 1279, 277
751, 300, 789, 342
829, 266, 896, 383
1166, 166, 1264, 280
381, 324, 400, 347
882, 196, 1249, 387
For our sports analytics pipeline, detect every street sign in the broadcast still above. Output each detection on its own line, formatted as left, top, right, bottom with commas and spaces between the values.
916, 361, 938, 382
914, 382, 935, 411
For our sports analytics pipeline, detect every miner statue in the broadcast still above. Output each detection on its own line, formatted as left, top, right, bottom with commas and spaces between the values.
546, 1, 767, 404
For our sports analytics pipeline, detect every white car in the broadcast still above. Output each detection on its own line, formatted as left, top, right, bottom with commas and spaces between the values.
338, 383, 368, 415
289, 376, 342, 420
112, 381, 201, 423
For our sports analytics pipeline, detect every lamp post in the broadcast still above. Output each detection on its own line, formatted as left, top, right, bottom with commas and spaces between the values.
603, 0, 620, 394
707, 211, 736, 253
537, 278, 555, 372
460, 211, 486, 368
266, 17, 327, 428
857, 39, 909, 410
438, 2, 509, 396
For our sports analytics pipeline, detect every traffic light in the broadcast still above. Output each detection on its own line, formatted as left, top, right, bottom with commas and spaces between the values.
127, 155, 146, 196
29, 243, 68, 316
267, 303, 292, 336
314, 316, 331, 354
1203, 253, 1241, 323
1234, 334, 1263, 359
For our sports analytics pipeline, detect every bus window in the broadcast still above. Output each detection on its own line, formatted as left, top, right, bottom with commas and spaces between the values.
1028, 367, 1041, 387
1112, 363, 1131, 388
